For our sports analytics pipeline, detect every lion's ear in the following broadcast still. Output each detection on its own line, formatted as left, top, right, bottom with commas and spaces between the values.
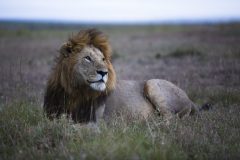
60, 43, 72, 57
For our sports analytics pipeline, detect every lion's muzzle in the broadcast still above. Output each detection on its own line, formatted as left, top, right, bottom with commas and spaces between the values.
88, 70, 108, 91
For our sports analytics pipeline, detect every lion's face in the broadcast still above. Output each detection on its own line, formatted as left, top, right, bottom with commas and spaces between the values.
74, 45, 109, 92
56, 29, 116, 95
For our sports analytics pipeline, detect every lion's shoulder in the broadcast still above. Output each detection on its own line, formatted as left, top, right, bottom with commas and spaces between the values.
104, 80, 154, 119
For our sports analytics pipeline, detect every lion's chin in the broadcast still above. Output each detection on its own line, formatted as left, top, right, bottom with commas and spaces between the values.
89, 82, 106, 92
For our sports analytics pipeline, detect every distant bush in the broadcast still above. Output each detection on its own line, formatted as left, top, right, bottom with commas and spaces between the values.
112, 51, 121, 61
169, 47, 203, 58
155, 47, 203, 59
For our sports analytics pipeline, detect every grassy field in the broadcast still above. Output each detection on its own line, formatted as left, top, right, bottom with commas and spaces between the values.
0, 22, 240, 159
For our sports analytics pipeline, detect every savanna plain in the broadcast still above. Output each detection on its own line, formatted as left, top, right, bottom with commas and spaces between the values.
0, 22, 240, 160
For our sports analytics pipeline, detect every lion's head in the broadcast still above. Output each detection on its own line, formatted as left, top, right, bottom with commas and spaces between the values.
44, 29, 116, 121
72, 45, 110, 91
49, 29, 116, 97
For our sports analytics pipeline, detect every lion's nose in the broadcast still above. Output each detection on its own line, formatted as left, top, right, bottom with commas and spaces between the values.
97, 70, 108, 77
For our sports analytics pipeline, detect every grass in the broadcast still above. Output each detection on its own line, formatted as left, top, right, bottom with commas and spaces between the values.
0, 101, 185, 160
0, 22, 240, 160
0, 91, 239, 160
188, 88, 240, 107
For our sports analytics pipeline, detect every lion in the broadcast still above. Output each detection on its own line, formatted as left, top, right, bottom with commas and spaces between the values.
44, 29, 201, 123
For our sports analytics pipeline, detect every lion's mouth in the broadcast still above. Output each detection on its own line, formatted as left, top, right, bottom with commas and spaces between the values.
87, 79, 105, 84
87, 75, 108, 91
88, 79, 106, 91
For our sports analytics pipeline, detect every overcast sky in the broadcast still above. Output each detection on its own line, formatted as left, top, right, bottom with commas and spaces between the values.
1, 0, 240, 23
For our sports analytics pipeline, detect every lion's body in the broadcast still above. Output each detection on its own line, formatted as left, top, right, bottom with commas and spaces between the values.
104, 80, 197, 120
44, 29, 199, 123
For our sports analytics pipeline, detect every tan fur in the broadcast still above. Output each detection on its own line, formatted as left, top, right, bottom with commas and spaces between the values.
44, 29, 198, 123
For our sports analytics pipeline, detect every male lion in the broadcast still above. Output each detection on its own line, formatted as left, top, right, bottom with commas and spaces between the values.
44, 29, 199, 123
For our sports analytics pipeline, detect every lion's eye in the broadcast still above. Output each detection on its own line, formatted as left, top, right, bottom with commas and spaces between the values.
84, 56, 92, 62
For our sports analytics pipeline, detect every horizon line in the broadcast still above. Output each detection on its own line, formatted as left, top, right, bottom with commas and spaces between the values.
1, 17, 240, 25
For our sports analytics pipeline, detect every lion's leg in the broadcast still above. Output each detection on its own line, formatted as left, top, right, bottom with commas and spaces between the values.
95, 104, 105, 122
176, 106, 191, 118
144, 79, 198, 120
144, 81, 173, 120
